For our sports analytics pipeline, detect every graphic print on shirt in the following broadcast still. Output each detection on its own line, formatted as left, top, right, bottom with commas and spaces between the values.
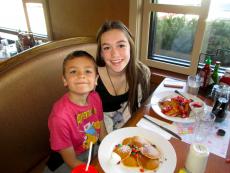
76, 108, 100, 150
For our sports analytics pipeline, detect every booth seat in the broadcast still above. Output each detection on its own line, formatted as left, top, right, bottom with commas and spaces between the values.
0, 37, 97, 173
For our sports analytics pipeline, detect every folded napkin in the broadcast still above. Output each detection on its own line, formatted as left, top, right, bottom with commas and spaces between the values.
163, 78, 185, 89
136, 115, 178, 140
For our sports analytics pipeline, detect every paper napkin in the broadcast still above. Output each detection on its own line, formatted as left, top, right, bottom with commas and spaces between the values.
136, 115, 178, 140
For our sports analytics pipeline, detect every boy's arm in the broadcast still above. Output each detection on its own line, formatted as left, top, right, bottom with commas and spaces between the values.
99, 120, 107, 141
59, 147, 83, 169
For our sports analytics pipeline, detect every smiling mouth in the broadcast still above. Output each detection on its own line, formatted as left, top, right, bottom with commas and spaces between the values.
75, 82, 88, 85
111, 59, 123, 65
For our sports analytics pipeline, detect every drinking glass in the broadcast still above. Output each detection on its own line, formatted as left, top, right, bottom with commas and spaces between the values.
193, 111, 216, 142
186, 75, 201, 95
72, 164, 98, 173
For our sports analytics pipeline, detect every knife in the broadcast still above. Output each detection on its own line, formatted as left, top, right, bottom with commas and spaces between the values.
143, 115, 182, 140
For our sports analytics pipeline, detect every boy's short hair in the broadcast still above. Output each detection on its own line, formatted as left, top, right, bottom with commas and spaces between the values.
63, 50, 97, 75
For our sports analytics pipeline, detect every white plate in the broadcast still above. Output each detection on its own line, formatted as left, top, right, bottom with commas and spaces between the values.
98, 127, 177, 173
151, 91, 205, 123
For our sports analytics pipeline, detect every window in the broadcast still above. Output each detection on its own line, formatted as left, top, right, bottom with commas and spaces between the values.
0, 0, 52, 40
130, 0, 230, 75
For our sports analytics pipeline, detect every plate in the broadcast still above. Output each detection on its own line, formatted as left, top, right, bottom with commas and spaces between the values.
151, 91, 205, 123
98, 127, 177, 173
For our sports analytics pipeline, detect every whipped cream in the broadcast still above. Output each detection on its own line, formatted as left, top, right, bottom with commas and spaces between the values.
110, 152, 121, 165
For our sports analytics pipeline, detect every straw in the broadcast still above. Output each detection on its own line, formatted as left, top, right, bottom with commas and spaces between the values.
85, 141, 93, 171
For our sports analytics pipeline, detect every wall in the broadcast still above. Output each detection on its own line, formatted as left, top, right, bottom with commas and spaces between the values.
48, 0, 129, 40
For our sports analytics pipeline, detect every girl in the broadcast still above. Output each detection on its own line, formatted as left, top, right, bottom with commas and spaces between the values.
95, 20, 151, 133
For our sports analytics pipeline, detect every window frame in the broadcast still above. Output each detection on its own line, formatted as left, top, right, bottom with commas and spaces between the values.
129, 0, 211, 75
0, 0, 52, 41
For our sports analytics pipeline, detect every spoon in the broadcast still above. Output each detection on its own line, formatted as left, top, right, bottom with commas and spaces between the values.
175, 90, 194, 102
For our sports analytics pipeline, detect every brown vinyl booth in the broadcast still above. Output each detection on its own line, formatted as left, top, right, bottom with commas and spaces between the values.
0, 37, 97, 173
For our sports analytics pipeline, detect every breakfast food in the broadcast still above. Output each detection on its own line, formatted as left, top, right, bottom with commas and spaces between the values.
110, 152, 121, 164
112, 136, 161, 172
189, 101, 204, 115
159, 95, 191, 118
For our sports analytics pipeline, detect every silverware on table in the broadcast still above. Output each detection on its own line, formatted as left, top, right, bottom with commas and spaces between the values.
143, 115, 182, 140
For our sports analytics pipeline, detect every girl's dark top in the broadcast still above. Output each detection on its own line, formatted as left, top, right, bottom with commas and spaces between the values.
95, 77, 128, 112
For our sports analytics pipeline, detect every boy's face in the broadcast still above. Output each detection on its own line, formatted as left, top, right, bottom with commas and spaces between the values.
63, 56, 98, 95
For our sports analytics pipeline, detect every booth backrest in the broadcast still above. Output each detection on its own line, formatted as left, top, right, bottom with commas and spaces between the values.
0, 37, 97, 173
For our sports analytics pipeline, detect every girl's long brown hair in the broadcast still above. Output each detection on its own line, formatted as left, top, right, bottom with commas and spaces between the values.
96, 20, 150, 113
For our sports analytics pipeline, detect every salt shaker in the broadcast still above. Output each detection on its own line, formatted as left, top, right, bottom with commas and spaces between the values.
185, 143, 209, 173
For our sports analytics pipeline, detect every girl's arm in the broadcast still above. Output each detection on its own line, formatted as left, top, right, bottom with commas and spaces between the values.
59, 147, 83, 169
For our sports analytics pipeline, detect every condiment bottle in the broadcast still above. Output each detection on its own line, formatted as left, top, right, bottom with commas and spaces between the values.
212, 61, 221, 84
212, 85, 229, 122
219, 68, 230, 86
199, 56, 212, 88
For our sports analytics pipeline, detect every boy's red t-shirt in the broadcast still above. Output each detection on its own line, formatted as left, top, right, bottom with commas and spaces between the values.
48, 91, 103, 155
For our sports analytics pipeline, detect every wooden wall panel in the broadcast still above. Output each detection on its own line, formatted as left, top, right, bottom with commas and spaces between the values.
48, 0, 129, 40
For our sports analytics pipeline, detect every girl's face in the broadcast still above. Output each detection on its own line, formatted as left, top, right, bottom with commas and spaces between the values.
100, 29, 130, 73
63, 56, 98, 96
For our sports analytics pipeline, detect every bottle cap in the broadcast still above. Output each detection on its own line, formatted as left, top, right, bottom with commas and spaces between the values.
205, 56, 212, 65
215, 61, 221, 65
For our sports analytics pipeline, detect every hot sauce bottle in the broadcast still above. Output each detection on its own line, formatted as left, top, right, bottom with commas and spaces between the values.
199, 56, 212, 88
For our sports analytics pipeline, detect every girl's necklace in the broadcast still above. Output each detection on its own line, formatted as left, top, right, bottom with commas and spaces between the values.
105, 67, 127, 96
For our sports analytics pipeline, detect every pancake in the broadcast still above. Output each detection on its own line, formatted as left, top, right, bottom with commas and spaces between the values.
131, 136, 151, 148
137, 154, 160, 170
139, 144, 161, 159
113, 145, 132, 160
122, 154, 139, 167
112, 136, 161, 171
122, 137, 133, 145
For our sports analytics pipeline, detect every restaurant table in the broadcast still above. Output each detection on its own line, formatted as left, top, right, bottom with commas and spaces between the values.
91, 78, 230, 173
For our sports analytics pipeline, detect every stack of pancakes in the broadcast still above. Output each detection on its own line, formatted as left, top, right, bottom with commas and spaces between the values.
113, 136, 161, 171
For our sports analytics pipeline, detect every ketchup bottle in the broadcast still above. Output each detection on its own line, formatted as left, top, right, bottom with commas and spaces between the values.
199, 56, 212, 88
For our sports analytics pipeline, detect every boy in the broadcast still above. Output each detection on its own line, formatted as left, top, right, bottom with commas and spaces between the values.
48, 50, 107, 170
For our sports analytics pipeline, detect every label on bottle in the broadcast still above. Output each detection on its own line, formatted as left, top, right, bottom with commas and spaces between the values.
199, 69, 211, 88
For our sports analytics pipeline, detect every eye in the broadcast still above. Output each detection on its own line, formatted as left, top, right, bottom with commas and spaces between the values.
118, 44, 126, 48
102, 46, 111, 51
85, 69, 93, 74
69, 69, 76, 74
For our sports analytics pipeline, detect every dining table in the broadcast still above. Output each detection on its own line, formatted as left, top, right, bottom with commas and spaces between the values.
91, 77, 230, 173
